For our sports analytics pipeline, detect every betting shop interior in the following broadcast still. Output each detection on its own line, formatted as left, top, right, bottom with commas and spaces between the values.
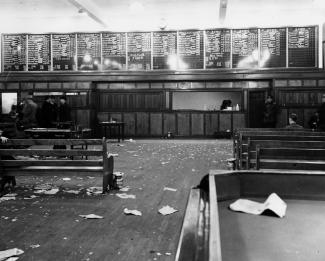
1, 1, 325, 261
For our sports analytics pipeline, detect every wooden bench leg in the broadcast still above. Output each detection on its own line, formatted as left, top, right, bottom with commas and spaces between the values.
103, 155, 114, 193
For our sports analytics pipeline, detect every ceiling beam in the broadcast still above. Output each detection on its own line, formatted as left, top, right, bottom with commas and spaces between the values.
219, 0, 228, 24
67, 0, 107, 27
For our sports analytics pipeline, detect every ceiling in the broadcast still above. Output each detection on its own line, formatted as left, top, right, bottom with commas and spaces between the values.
0, 0, 325, 33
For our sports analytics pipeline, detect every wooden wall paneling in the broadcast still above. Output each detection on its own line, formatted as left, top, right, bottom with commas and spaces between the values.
21, 82, 34, 90
219, 113, 232, 132
97, 112, 109, 122
276, 109, 288, 128
49, 82, 62, 89
163, 113, 176, 136
110, 113, 122, 122
0, 83, 5, 90
205, 113, 219, 136
304, 108, 317, 129
75, 109, 90, 128
191, 113, 204, 136
136, 112, 149, 136
150, 113, 163, 136
124, 113, 136, 137
6, 82, 20, 90
177, 113, 190, 136
62, 82, 76, 89
34, 82, 48, 90
232, 113, 246, 131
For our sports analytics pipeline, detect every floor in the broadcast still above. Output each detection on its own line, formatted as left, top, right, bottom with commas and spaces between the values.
0, 139, 232, 261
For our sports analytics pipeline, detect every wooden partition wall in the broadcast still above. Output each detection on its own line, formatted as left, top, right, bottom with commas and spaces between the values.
0, 69, 325, 138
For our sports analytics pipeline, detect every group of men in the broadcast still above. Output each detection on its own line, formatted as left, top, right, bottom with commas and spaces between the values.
263, 94, 325, 130
19, 95, 71, 129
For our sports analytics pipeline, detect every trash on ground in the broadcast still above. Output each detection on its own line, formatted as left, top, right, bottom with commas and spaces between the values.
30, 244, 40, 249
0, 248, 24, 261
163, 187, 177, 192
79, 214, 104, 219
116, 193, 136, 199
123, 208, 142, 216
119, 186, 130, 192
158, 205, 178, 215
34, 188, 59, 195
107, 153, 118, 157
62, 178, 71, 181
64, 189, 80, 194
86, 187, 102, 195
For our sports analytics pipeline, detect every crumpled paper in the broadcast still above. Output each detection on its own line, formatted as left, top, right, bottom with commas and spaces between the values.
229, 193, 287, 218
123, 208, 142, 216
0, 248, 24, 261
158, 206, 178, 215
116, 193, 136, 199
79, 214, 104, 219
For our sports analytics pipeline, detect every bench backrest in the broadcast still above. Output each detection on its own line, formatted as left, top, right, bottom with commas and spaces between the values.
256, 146, 325, 171
0, 138, 107, 168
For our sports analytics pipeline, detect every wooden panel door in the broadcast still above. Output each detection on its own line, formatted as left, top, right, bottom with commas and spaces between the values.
248, 90, 268, 128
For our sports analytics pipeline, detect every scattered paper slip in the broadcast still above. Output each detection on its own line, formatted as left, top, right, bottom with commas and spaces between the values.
229, 193, 287, 218
79, 214, 103, 219
0, 248, 24, 261
30, 244, 40, 249
116, 193, 136, 199
119, 187, 130, 192
107, 153, 118, 157
86, 187, 102, 195
158, 206, 178, 215
163, 187, 177, 192
62, 178, 71, 181
123, 208, 142, 216
64, 190, 80, 194
34, 188, 59, 195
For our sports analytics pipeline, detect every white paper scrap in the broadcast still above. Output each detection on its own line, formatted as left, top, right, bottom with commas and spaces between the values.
163, 187, 177, 192
229, 193, 287, 218
64, 190, 80, 194
62, 178, 71, 181
116, 193, 136, 199
119, 187, 130, 192
79, 214, 104, 219
30, 244, 40, 249
123, 208, 142, 216
158, 206, 178, 215
107, 153, 118, 157
0, 248, 24, 261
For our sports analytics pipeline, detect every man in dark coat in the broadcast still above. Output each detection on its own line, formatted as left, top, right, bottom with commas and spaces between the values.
263, 95, 277, 128
58, 96, 71, 123
318, 94, 325, 131
41, 96, 57, 128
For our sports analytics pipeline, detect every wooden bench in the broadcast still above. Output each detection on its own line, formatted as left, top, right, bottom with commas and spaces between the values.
0, 138, 114, 193
234, 130, 325, 169
256, 146, 325, 171
246, 139, 325, 169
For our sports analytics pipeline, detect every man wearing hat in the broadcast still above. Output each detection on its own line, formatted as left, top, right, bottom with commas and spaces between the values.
318, 94, 325, 131
21, 95, 38, 129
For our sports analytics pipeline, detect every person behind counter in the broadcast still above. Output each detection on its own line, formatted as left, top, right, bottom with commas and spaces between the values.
58, 96, 71, 123
21, 95, 38, 129
285, 113, 304, 129
263, 95, 277, 128
318, 94, 325, 131
40, 95, 57, 128
220, 100, 232, 110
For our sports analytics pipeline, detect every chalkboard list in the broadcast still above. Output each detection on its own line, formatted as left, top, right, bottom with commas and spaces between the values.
3, 34, 27, 71
232, 29, 258, 68
52, 34, 76, 71
127, 32, 151, 70
77, 33, 101, 70
288, 27, 316, 67
260, 28, 286, 68
178, 30, 204, 69
102, 33, 126, 70
205, 29, 231, 69
153, 31, 177, 69
28, 34, 51, 71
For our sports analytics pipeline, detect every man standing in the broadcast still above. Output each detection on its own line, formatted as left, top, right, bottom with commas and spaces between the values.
21, 95, 38, 129
318, 94, 325, 131
41, 96, 57, 127
263, 95, 277, 128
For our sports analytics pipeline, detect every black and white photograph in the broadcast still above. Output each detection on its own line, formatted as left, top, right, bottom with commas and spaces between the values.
1, 0, 325, 260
